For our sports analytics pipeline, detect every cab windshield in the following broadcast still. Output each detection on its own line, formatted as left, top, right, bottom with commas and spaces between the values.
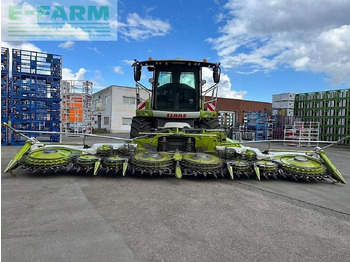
154, 66, 199, 111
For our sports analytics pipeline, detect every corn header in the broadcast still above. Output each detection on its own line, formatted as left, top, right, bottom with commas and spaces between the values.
3, 124, 346, 184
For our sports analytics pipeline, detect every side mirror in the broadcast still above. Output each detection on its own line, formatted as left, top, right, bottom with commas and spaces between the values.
213, 66, 220, 83
134, 64, 142, 81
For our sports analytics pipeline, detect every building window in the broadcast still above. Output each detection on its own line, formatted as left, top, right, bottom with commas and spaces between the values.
122, 117, 132, 125
104, 117, 109, 125
95, 98, 102, 110
105, 96, 108, 105
123, 96, 136, 105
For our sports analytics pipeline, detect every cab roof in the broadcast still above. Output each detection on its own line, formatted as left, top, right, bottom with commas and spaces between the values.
133, 59, 220, 68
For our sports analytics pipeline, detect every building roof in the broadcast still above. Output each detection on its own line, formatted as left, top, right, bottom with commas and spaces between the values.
93, 85, 135, 95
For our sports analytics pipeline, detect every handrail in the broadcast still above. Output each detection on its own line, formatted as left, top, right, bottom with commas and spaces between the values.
202, 83, 218, 108
136, 82, 151, 109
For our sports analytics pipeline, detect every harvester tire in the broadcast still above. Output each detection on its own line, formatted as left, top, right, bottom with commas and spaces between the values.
198, 118, 220, 129
130, 117, 153, 138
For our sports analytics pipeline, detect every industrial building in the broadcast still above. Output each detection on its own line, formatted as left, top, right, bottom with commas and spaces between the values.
216, 97, 272, 125
92, 85, 149, 133
294, 89, 350, 145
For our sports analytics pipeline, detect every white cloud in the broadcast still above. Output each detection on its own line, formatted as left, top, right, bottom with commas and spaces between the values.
92, 70, 106, 92
143, 6, 157, 14
123, 59, 135, 66
93, 83, 107, 92
58, 41, 75, 49
55, 23, 90, 40
88, 47, 102, 54
93, 70, 103, 82
62, 68, 87, 81
113, 66, 124, 74
214, 13, 226, 23
1, 41, 42, 52
208, 0, 350, 87
89, 0, 110, 5
202, 68, 247, 99
118, 13, 171, 41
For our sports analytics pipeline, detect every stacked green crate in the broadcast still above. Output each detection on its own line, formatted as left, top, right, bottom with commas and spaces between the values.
294, 89, 350, 145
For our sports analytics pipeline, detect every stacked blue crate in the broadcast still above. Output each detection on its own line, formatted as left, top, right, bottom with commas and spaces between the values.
246, 113, 268, 141
10, 49, 62, 145
1, 47, 9, 145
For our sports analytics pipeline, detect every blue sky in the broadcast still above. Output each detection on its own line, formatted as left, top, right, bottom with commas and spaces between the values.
2, 0, 350, 102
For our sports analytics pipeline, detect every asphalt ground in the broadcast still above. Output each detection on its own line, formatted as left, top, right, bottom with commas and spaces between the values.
2, 135, 350, 262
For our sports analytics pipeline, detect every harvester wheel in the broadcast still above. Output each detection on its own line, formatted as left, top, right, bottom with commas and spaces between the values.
130, 117, 153, 138
198, 118, 220, 129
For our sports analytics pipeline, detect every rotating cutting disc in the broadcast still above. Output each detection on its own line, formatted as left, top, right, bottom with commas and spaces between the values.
131, 151, 174, 175
77, 155, 99, 165
276, 155, 326, 176
132, 151, 173, 168
229, 160, 250, 171
25, 148, 73, 166
255, 160, 278, 171
181, 153, 222, 170
103, 155, 124, 167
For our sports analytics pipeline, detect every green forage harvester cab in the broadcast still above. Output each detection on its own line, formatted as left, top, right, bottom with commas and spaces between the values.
130, 58, 221, 138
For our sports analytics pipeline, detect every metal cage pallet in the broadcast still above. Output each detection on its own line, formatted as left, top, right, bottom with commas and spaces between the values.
284, 121, 320, 147
218, 111, 237, 128
245, 113, 268, 141
61, 80, 93, 135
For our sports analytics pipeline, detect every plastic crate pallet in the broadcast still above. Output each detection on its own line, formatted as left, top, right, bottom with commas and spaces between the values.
10, 121, 61, 145
1, 47, 9, 73
1, 73, 9, 97
12, 49, 62, 77
1, 120, 8, 145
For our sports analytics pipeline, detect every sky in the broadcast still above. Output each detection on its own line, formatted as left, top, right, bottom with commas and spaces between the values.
1, 0, 350, 102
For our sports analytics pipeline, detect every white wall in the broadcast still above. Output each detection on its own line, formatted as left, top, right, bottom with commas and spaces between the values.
93, 85, 149, 133
111, 86, 149, 133
92, 87, 112, 131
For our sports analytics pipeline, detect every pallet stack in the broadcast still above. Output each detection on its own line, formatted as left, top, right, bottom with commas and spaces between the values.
1, 47, 9, 145
294, 89, 350, 145
284, 121, 320, 147
272, 93, 295, 116
218, 111, 236, 128
245, 113, 268, 140
270, 115, 300, 140
10, 49, 62, 145
61, 80, 93, 134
